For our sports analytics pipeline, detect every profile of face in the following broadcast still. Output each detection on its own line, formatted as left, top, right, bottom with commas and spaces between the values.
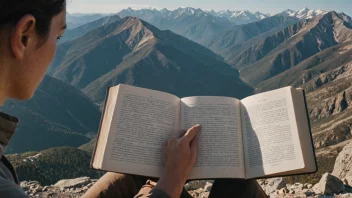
7, 9, 66, 100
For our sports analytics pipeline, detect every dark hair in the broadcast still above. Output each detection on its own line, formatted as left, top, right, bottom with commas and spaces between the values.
0, 0, 66, 36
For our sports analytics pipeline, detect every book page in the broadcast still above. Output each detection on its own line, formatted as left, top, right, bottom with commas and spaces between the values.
241, 87, 305, 179
101, 85, 180, 178
181, 97, 245, 179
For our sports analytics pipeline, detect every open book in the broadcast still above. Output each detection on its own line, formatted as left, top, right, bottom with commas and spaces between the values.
91, 84, 317, 179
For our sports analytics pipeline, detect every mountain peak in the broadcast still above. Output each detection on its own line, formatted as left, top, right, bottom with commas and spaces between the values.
126, 7, 134, 11
298, 7, 310, 12
280, 7, 328, 19
210, 9, 269, 24
160, 8, 170, 12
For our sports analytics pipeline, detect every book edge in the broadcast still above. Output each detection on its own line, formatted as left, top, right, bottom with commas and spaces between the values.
246, 89, 318, 180
90, 86, 113, 169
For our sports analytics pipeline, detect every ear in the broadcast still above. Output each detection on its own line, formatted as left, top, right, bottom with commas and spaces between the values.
10, 14, 36, 60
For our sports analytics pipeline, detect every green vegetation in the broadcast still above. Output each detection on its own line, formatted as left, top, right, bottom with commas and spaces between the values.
79, 138, 97, 154
7, 147, 102, 186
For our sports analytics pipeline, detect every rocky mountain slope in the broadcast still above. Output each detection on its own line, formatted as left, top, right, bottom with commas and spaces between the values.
14, 141, 352, 198
251, 33, 352, 152
203, 15, 299, 64
50, 16, 253, 104
0, 76, 101, 153
238, 11, 352, 86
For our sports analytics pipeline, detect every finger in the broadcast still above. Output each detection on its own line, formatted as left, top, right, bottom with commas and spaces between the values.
181, 124, 201, 143
163, 140, 168, 148
190, 133, 199, 156
173, 130, 187, 138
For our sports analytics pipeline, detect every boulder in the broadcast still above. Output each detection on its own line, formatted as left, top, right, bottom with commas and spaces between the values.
313, 173, 345, 195
302, 189, 315, 196
203, 182, 213, 192
332, 141, 352, 180
290, 183, 304, 192
264, 178, 286, 194
345, 177, 352, 187
278, 187, 289, 195
185, 180, 211, 191
54, 177, 91, 189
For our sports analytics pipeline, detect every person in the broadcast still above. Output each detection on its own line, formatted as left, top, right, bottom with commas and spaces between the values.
0, 1, 267, 197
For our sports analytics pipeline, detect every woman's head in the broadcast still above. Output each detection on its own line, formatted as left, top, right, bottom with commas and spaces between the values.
0, 0, 66, 104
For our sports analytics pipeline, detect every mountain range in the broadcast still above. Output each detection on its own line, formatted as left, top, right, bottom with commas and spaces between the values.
60, 15, 122, 43
280, 8, 328, 19
207, 10, 270, 24
3, 6, 352, 188
239, 11, 352, 86
116, 7, 328, 26
117, 7, 233, 43
61, 8, 352, 161
65, 7, 328, 45
34, 8, 352, 156
115, 7, 328, 43
202, 15, 300, 64
49, 16, 253, 104
66, 13, 111, 29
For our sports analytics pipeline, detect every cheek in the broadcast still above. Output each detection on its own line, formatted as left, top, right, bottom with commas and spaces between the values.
13, 38, 57, 100
36, 39, 57, 73
30, 39, 57, 85
44, 39, 57, 65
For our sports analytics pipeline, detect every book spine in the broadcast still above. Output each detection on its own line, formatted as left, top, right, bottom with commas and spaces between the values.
90, 86, 112, 168
302, 89, 318, 174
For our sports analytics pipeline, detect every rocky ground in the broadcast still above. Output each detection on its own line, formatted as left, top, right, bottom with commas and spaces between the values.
21, 177, 97, 198
21, 141, 352, 198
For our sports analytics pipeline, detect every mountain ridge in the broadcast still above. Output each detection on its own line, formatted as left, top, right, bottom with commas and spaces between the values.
50, 16, 253, 104
1, 75, 101, 153
203, 15, 300, 64
117, 7, 233, 43
239, 11, 352, 86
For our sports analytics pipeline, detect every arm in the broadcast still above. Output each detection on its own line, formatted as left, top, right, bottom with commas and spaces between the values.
83, 125, 200, 198
155, 125, 201, 198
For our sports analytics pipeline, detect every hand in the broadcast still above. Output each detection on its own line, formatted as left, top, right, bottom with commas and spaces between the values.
155, 124, 201, 198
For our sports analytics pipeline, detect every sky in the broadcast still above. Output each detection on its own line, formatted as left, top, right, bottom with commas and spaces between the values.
67, 0, 352, 16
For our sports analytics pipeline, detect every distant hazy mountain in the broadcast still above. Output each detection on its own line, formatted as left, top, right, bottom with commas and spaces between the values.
66, 13, 111, 29
117, 7, 233, 43
240, 11, 352, 86
279, 8, 328, 19
60, 15, 121, 43
208, 10, 270, 25
50, 16, 253, 104
1, 76, 101, 153
203, 15, 299, 63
